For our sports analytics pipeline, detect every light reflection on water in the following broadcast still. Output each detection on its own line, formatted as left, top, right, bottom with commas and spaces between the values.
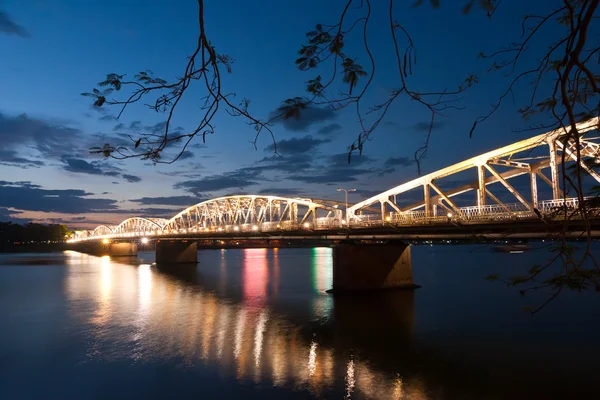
64, 248, 413, 399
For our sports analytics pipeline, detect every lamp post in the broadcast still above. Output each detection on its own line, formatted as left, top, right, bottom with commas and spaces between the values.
337, 187, 356, 223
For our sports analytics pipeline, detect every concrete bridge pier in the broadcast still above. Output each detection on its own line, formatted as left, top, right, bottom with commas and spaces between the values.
330, 242, 417, 293
156, 240, 198, 264
106, 242, 138, 257
68, 241, 138, 257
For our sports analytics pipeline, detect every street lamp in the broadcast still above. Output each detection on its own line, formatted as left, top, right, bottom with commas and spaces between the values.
337, 187, 356, 223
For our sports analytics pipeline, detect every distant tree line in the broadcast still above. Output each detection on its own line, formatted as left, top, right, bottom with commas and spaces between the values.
0, 222, 70, 248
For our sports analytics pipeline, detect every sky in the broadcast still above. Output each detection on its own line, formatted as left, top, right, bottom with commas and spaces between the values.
0, 0, 573, 228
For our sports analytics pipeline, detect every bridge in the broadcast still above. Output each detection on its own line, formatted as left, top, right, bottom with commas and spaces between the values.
68, 118, 600, 291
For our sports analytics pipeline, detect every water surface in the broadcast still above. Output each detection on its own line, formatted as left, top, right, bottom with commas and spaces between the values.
0, 245, 598, 399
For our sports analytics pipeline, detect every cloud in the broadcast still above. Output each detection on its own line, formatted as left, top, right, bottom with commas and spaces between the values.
60, 156, 142, 183
178, 150, 194, 160
121, 174, 142, 183
129, 121, 142, 130
0, 150, 44, 168
286, 151, 375, 184
264, 135, 331, 154
355, 189, 384, 199
0, 207, 30, 224
317, 123, 342, 135
257, 188, 306, 196
130, 196, 201, 206
0, 11, 30, 38
61, 156, 120, 176
377, 156, 414, 176
174, 169, 261, 195
0, 181, 120, 214
0, 113, 79, 158
384, 157, 413, 167
113, 123, 125, 131
255, 153, 314, 173
269, 105, 336, 132
0, 113, 137, 167
328, 153, 374, 167
413, 120, 445, 132
288, 170, 366, 184
98, 114, 117, 122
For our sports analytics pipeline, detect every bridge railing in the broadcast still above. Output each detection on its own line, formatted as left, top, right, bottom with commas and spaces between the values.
349, 197, 590, 227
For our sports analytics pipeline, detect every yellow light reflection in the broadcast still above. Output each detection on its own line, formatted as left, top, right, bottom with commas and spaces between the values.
392, 374, 404, 400
92, 255, 112, 326
138, 264, 152, 312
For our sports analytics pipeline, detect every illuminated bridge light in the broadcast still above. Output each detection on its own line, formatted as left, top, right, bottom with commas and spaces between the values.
233, 226, 239, 231
252, 225, 258, 231
141, 237, 149, 245
218, 227, 223, 232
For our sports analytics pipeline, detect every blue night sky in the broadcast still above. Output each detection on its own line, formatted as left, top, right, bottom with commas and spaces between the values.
0, 0, 559, 228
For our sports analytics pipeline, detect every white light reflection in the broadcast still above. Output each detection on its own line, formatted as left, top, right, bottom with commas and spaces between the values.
346, 357, 356, 399
308, 339, 318, 377
254, 311, 268, 369
216, 307, 230, 360
234, 308, 246, 359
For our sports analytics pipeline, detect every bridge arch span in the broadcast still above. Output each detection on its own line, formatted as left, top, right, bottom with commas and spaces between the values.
112, 217, 169, 236
164, 195, 342, 232
93, 225, 114, 236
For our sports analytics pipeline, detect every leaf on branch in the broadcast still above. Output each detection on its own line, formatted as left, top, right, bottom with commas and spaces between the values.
342, 58, 367, 95
90, 143, 117, 158
535, 98, 557, 113
330, 34, 344, 54
478, 0, 495, 12
217, 54, 235, 73
306, 75, 324, 96
485, 274, 500, 282
277, 97, 308, 120
99, 73, 124, 91
135, 138, 142, 149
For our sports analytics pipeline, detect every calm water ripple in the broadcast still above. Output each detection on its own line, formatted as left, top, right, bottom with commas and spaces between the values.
0, 245, 598, 399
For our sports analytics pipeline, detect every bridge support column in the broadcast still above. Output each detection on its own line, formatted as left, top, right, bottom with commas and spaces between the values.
156, 240, 198, 264
331, 242, 416, 293
68, 242, 137, 257
106, 242, 138, 257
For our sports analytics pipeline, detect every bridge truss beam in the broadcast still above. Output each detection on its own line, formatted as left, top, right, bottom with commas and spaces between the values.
349, 118, 599, 222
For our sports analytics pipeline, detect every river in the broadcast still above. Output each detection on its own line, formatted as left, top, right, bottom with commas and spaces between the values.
0, 244, 598, 399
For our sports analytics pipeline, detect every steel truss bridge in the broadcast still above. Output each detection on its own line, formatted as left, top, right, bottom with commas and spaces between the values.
69, 118, 600, 243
